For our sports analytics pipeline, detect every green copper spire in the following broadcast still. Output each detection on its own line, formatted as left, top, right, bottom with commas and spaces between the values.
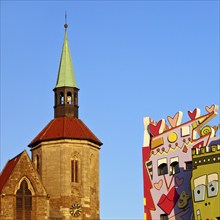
55, 28, 78, 88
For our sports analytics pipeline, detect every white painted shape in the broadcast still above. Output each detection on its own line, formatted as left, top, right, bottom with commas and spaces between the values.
208, 173, 218, 182
143, 117, 151, 146
159, 119, 166, 134
157, 157, 167, 166
176, 111, 183, 126
170, 156, 179, 164
194, 175, 206, 187
195, 108, 201, 118
181, 126, 190, 137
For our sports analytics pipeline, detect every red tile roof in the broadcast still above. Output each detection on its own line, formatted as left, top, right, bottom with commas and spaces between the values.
0, 152, 22, 192
28, 117, 102, 147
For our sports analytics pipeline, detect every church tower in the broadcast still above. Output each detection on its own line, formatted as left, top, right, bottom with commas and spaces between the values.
29, 22, 102, 219
53, 23, 79, 119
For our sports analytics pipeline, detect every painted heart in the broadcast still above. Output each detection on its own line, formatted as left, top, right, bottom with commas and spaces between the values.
188, 108, 200, 120
149, 119, 165, 136
154, 179, 163, 190
175, 176, 184, 187
157, 186, 180, 215
167, 111, 183, 128
164, 123, 170, 131
205, 104, 218, 113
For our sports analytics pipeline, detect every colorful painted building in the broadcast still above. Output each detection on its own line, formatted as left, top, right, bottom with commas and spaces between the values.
142, 105, 219, 220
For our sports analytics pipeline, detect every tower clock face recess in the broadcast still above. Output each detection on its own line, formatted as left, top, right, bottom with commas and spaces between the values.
70, 203, 82, 217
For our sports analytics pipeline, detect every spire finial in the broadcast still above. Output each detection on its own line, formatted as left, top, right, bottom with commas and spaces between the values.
64, 11, 68, 30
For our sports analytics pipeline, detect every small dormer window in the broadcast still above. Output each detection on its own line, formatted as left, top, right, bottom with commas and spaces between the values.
185, 161, 192, 170
170, 161, 180, 175
170, 157, 180, 175
60, 92, 64, 104
67, 92, 72, 104
160, 214, 168, 220
158, 158, 168, 176
158, 163, 168, 175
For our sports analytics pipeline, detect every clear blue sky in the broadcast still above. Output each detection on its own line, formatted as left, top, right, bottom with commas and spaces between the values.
1, 1, 219, 219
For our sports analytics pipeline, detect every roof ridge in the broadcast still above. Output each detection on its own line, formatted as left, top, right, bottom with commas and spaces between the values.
8, 151, 23, 162
78, 119, 102, 145
40, 119, 56, 141
29, 117, 102, 147
29, 119, 55, 146
0, 151, 24, 192
77, 119, 89, 138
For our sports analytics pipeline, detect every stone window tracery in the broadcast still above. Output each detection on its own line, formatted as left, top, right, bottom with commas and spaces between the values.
71, 154, 80, 183
16, 179, 32, 220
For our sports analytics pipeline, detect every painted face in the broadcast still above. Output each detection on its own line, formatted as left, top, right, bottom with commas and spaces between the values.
192, 173, 219, 220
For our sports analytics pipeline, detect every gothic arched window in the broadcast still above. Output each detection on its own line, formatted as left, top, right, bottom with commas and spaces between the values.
34, 155, 40, 172
67, 92, 72, 104
16, 180, 32, 220
74, 92, 78, 105
60, 92, 64, 104
71, 159, 79, 183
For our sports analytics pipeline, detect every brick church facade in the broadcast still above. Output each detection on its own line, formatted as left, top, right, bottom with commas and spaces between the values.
0, 23, 102, 220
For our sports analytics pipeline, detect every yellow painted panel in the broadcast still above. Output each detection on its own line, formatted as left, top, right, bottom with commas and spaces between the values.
151, 137, 164, 149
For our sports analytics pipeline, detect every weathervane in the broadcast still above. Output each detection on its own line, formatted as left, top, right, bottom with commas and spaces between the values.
64, 11, 68, 30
